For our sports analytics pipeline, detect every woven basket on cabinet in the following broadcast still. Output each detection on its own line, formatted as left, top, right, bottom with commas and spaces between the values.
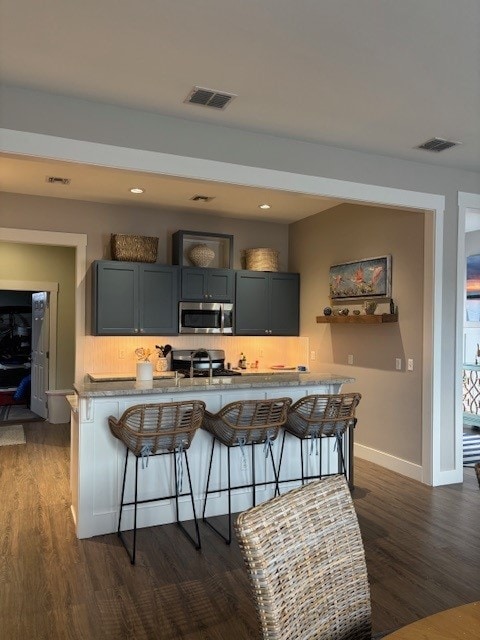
244, 248, 279, 272
111, 233, 158, 262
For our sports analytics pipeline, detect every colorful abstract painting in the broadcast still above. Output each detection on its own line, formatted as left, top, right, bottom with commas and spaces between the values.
466, 254, 480, 322
329, 255, 391, 301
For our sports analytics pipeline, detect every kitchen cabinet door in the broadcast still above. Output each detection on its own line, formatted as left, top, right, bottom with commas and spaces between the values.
139, 265, 179, 335
93, 261, 179, 335
181, 268, 233, 301
235, 271, 299, 336
94, 261, 139, 335
269, 272, 300, 335
235, 271, 270, 335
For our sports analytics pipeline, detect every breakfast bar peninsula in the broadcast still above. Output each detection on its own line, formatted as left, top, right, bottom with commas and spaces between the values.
70, 372, 355, 539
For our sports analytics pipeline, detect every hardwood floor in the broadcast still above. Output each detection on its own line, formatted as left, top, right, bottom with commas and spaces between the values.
0, 421, 478, 639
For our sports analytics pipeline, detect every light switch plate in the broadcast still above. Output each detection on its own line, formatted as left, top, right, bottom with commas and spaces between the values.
395, 358, 402, 370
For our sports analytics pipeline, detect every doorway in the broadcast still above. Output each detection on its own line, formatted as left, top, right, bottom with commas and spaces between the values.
0, 284, 58, 423
458, 194, 480, 476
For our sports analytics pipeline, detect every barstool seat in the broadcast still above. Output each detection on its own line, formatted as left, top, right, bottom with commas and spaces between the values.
108, 399, 205, 564
278, 392, 361, 490
201, 397, 291, 544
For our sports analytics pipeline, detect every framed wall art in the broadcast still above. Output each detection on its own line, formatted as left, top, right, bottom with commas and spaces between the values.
466, 253, 480, 322
329, 255, 392, 302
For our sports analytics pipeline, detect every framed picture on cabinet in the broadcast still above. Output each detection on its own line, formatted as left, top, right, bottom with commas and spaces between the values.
329, 255, 392, 302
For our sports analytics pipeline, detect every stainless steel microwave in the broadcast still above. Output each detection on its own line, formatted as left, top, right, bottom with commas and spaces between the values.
179, 302, 233, 334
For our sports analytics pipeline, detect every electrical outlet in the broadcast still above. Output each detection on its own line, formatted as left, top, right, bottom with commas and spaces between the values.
310, 350, 316, 361
347, 354, 354, 365
395, 358, 402, 370
407, 358, 414, 371
119, 349, 125, 359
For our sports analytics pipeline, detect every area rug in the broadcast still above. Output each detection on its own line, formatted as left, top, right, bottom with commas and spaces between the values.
0, 404, 41, 423
0, 424, 26, 446
463, 432, 480, 466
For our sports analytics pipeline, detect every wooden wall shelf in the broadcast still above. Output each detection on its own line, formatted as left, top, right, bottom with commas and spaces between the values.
316, 313, 398, 324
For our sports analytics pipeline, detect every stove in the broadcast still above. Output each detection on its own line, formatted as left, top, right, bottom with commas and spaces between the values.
171, 349, 242, 378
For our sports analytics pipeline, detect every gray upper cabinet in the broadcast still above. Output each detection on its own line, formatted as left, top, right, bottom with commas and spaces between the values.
93, 261, 179, 335
235, 271, 300, 335
180, 267, 234, 301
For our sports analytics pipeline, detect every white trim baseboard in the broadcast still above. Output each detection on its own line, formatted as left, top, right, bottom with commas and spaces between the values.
354, 443, 423, 483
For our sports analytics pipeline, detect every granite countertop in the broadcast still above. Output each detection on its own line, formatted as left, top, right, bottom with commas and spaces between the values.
74, 372, 355, 398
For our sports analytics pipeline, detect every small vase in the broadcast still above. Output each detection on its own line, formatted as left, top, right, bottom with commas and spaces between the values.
363, 301, 377, 315
156, 357, 168, 372
188, 243, 215, 267
136, 361, 153, 381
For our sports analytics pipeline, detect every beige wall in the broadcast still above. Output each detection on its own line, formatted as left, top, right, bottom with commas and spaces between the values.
0, 240, 76, 389
290, 203, 425, 465
0, 192, 289, 269
1, 191, 302, 378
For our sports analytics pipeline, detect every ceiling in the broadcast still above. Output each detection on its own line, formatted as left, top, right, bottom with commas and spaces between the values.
0, 0, 479, 222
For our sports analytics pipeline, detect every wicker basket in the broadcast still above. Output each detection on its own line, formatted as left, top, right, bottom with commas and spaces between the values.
111, 234, 158, 263
245, 247, 279, 272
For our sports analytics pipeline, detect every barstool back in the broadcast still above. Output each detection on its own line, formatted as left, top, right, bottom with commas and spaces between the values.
202, 397, 292, 446
109, 400, 205, 455
286, 393, 361, 438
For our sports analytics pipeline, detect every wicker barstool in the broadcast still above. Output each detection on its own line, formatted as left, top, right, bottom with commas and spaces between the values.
278, 392, 361, 490
235, 476, 375, 640
201, 397, 291, 544
108, 400, 205, 564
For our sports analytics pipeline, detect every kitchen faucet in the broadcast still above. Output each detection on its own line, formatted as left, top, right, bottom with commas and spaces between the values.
190, 349, 213, 380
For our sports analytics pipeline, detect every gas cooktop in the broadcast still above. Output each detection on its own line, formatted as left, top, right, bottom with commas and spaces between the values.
171, 348, 241, 378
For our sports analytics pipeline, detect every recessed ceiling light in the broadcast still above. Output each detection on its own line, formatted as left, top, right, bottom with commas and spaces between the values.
130, 187, 145, 194
259, 203, 271, 210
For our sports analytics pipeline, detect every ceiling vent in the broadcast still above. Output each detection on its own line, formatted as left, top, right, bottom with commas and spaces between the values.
46, 176, 71, 185
190, 194, 215, 203
184, 86, 236, 110
415, 137, 460, 152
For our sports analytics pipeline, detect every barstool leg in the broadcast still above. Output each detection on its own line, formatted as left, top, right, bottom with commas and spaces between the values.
268, 441, 280, 496
336, 434, 347, 479
202, 437, 216, 520
227, 445, 232, 544
277, 430, 287, 496
132, 455, 139, 564
319, 435, 323, 480
173, 449, 201, 549
117, 447, 129, 534
118, 452, 139, 565
251, 443, 256, 507
300, 437, 305, 485
202, 438, 232, 544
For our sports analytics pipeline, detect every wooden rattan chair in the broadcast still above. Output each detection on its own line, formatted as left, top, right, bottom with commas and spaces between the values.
235, 475, 374, 640
201, 397, 291, 544
108, 399, 205, 564
278, 392, 361, 490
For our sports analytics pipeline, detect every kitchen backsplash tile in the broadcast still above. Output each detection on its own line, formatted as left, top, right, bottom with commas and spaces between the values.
83, 335, 309, 376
